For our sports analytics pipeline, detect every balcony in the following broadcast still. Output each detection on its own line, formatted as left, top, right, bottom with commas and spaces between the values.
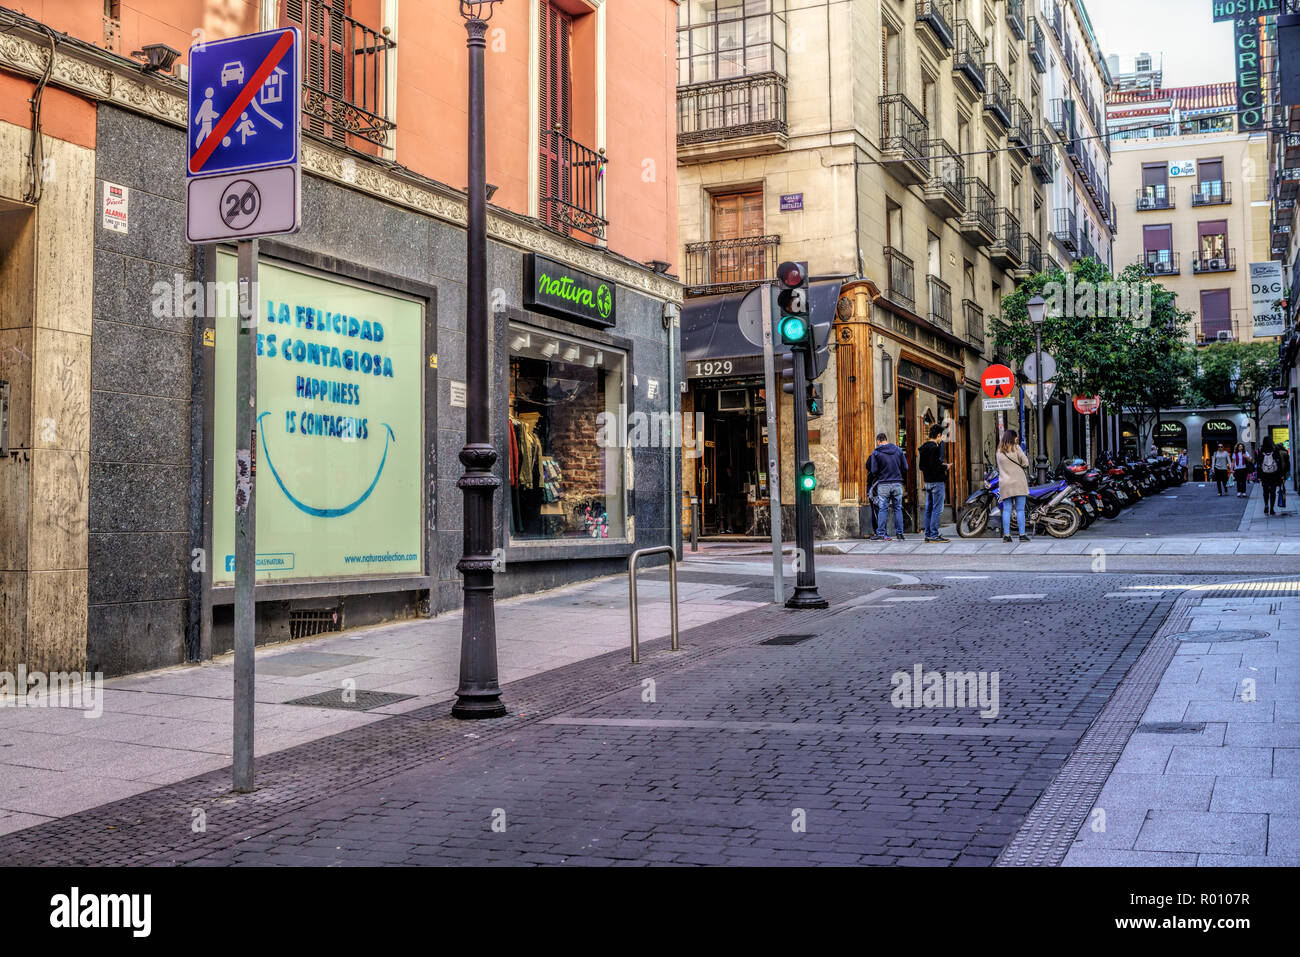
1143, 251, 1180, 276
1110, 201, 1119, 236
953, 21, 986, 97
683, 235, 781, 296
927, 275, 953, 332
288, 0, 397, 148
1049, 98, 1074, 140
1008, 98, 1033, 155
915, 0, 956, 59
1052, 207, 1078, 251
963, 299, 985, 351
1049, 0, 1063, 40
1006, 0, 1026, 39
1045, 254, 1063, 274
879, 94, 931, 185
539, 128, 608, 242
983, 63, 1012, 131
959, 177, 997, 246
1030, 129, 1056, 183
884, 246, 916, 313
1191, 181, 1230, 206
1274, 215, 1293, 244
922, 139, 966, 219
991, 208, 1023, 271
1028, 17, 1047, 73
1079, 231, 1096, 262
1279, 167, 1300, 201
1019, 233, 1043, 277
1192, 249, 1237, 274
677, 73, 788, 163
1136, 186, 1174, 212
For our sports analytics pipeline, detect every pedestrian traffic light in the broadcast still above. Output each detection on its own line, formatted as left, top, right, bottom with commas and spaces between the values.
806, 382, 823, 419
776, 260, 810, 347
780, 355, 796, 394
798, 460, 817, 492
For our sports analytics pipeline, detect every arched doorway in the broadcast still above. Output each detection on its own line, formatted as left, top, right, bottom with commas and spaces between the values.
1201, 419, 1237, 470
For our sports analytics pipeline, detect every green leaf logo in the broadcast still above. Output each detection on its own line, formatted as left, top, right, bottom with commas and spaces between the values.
597, 284, 612, 320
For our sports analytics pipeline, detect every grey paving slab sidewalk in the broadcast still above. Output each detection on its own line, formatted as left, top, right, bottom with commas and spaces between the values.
1063, 588, 1300, 866
0, 561, 769, 835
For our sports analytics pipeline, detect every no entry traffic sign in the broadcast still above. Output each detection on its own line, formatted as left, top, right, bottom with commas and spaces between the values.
1074, 395, 1101, 415
981, 364, 1014, 399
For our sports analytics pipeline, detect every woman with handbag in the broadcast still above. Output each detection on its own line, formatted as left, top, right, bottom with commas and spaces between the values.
997, 429, 1032, 543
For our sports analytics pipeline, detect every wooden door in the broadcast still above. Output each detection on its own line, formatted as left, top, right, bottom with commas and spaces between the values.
711, 191, 764, 285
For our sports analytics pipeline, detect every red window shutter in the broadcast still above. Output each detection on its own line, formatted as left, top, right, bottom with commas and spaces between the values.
538, 1, 573, 229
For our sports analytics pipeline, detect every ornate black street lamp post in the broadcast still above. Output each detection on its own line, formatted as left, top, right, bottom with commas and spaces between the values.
453, 0, 506, 719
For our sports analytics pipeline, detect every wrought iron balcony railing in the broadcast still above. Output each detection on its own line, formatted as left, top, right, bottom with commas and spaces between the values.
285, 0, 397, 148
963, 177, 997, 236
884, 245, 916, 313
996, 208, 1022, 254
1137, 186, 1173, 211
1192, 249, 1236, 273
927, 275, 953, 332
925, 138, 966, 210
1030, 128, 1057, 183
954, 21, 986, 92
1143, 251, 1180, 276
1080, 231, 1096, 261
1049, 98, 1074, 139
964, 299, 985, 350
676, 72, 787, 147
916, 0, 956, 50
1009, 98, 1033, 150
683, 235, 781, 293
1191, 181, 1230, 206
880, 93, 930, 168
1049, 0, 1063, 40
1024, 233, 1043, 273
540, 127, 608, 242
1028, 17, 1047, 73
983, 62, 1011, 128
1006, 0, 1026, 39
1053, 207, 1077, 251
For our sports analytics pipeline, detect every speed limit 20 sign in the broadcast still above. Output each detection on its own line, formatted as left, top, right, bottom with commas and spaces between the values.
185, 166, 300, 243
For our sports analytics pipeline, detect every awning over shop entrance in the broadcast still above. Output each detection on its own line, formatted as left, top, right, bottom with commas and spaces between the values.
681, 281, 843, 371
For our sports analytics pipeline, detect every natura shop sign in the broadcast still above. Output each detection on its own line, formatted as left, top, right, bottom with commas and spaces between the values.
213, 251, 425, 583
524, 254, 616, 329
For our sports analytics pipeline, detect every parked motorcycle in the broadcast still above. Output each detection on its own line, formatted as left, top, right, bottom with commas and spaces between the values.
957, 459, 1082, 539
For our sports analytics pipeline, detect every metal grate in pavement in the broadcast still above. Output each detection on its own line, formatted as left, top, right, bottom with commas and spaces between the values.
758, 634, 818, 646
1136, 722, 1207, 734
284, 690, 414, 711
996, 597, 1180, 867
886, 583, 945, 591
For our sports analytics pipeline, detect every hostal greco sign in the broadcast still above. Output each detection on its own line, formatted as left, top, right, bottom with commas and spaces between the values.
524, 254, 616, 328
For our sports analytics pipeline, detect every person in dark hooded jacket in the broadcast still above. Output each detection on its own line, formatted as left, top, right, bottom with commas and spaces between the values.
867, 432, 908, 540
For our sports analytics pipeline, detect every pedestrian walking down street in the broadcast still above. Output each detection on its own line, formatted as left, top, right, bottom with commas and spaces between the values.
1211, 443, 1231, 495
919, 423, 950, 543
867, 432, 908, 541
1178, 449, 1189, 482
1231, 443, 1252, 498
1258, 436, 1284, 515
997, 429, 1032, 543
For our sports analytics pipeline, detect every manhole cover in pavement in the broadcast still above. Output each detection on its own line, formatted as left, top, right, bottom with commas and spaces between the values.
1167, 630, 1270, 643
1136, 722, 1208, 734
284, 690, 415, 711
759, 634, 818, 646
886, 583, 944, 591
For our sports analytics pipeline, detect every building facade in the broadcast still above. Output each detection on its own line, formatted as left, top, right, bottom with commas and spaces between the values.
0, 0, 682, 676
674, 0, 1114, 539
1108, 81, 1280, 464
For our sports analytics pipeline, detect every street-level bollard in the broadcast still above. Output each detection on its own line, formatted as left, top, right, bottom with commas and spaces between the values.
690, 496, 699, 551
628, 546, 680, 664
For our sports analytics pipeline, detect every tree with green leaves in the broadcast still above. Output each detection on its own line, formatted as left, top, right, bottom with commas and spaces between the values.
1186, 341, 1284, 449
992, 258, 1194, 458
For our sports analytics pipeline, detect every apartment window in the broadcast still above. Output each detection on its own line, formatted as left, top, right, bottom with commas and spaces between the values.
928, 231, 941, 276
882, 21, 901, 95
677, 0, 788, 85
922, 71, 938, 132
1198, 158, 1224, 199
1198, 220, 1227, 260
1141, 162, 1169, 202
1200, 288, 1232, 340
1143, 223, 1173, 267
708, 189, 767, 284
957, 112, 971, 155
1011, 173, 1022, 218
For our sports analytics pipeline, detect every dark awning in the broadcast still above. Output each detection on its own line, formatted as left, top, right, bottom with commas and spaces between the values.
681, 281, 843, 363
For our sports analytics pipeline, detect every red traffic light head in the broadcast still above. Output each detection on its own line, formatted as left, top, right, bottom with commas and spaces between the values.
777, 261, 805, 288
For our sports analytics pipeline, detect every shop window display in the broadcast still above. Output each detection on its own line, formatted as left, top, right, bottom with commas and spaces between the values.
508, 324, 627, 541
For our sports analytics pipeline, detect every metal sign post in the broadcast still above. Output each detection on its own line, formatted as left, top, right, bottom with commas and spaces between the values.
760, 287, 784, 604
233, 239, 258, 792
187, 27, 302, 792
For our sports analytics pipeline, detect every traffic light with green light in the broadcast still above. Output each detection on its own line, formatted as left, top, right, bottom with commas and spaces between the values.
776, 260, 810, 347
806, 383, 823, 419
798, 460, 816, 492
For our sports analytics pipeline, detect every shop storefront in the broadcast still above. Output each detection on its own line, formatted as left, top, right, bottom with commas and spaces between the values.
1153, 420, 1188, 457
1201, 418, 1239, 466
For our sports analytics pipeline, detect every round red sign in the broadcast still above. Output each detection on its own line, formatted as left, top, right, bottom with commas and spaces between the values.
981, 364, 1014, 399
1074, 395, 1101, 415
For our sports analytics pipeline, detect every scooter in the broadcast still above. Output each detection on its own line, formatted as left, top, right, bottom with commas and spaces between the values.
957, 459, 1083, 539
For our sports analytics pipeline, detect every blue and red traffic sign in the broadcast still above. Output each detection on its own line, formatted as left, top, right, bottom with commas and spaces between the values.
187, 27, 300, 178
